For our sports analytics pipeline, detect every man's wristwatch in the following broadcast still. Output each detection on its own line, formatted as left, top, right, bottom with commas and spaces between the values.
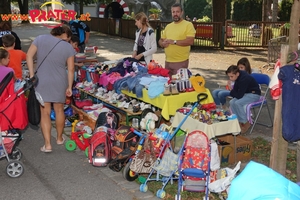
173, 40, 177, 45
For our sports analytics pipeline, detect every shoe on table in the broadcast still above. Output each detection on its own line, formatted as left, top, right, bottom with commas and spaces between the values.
163, 84, 171, 96
171, 84, 179, 95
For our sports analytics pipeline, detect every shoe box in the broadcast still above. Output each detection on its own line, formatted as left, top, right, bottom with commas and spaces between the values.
217, 134, 253, 165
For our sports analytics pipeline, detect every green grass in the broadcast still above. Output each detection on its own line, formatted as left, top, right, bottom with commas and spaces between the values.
137, 136, 297, 200
251, 137, 297, 182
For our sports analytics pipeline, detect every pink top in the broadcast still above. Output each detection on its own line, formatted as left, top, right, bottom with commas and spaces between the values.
0, 66, 14, 83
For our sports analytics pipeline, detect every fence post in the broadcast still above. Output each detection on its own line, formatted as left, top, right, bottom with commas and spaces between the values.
220, 26, 225, 50
119, 19, 122, 37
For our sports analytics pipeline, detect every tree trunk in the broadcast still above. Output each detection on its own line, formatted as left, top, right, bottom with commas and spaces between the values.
262, 0, 272, 21
17, 0, 30, 24
269, 45, 288, 175
80, 0, 84, 16
0, 0, 11, 16
262, 0, 267, 21
288, 0, 300, 182
272, 0, 278, 22
298, 141, 300, 182
270, 0, 300, 178
212, 0, 226, 25
288, 0, 300, 52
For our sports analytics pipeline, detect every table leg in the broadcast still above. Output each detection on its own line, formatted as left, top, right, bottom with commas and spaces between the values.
234, 134, 237, 164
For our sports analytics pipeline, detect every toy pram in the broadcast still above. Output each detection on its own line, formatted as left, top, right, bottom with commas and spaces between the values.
0, 72, 37, 178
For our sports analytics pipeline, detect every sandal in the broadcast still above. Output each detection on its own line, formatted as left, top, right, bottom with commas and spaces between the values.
56, 137, 66, 145
40, 145, 52, 153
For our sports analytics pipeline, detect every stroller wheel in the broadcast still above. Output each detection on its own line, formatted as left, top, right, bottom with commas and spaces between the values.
156, 189, 166, 199
123, 160, 138, 181
65, 140, 77, 151
139, 183, 148, 192
6, 160, 24, 178
9, 147, 22, 160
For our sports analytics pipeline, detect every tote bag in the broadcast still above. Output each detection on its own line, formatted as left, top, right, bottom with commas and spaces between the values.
129, 136, 156, 174
27, 87, 40, 125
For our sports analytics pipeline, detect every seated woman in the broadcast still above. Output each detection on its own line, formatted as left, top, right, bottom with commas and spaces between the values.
226, 65, 261, 134
212, 57, 252, 109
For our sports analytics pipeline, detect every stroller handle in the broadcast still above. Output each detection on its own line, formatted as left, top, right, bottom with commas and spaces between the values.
197, 93, 208, 104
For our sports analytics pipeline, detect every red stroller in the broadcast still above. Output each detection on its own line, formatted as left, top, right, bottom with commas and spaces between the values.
0, 72, 35, 178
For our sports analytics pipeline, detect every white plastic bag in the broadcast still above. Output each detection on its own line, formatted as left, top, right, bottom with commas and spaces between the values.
210, 140, 220, 171
209, 161, 241, 193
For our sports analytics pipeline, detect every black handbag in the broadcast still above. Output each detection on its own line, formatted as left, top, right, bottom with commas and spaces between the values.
27, 87, 41, 125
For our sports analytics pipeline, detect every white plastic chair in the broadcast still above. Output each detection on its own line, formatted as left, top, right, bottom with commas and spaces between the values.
246, 73, 273, 134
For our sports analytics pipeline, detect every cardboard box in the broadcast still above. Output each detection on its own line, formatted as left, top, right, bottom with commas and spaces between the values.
217, 135, 252, 165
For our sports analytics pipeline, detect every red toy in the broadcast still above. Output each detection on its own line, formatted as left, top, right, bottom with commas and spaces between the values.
65, 120, 92, 157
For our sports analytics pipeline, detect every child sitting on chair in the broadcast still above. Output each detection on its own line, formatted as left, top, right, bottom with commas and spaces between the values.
226, 65, 261, 134
212, 57, 252, 110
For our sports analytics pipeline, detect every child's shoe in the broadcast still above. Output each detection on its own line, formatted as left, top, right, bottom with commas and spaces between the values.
163, 84, 171, 96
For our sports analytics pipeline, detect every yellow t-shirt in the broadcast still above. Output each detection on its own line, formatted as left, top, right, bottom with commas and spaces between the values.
161, 20, 196, 62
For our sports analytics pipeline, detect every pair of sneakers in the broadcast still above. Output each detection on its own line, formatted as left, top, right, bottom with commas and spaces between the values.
95, 87, 107, 97
163, 84, 179, 96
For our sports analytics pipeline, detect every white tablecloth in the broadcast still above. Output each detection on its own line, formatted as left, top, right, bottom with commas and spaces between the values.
171, 112, 241, 139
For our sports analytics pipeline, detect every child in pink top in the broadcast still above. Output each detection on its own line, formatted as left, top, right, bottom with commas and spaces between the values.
0, 48, 13, 82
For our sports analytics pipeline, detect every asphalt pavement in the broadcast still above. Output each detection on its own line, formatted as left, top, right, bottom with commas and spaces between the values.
0, 22, 277, 199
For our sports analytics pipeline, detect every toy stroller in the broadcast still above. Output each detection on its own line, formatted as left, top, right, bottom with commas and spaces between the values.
0, 72, 37, 178
136, 93, 208, 198
176, 130, 211, 200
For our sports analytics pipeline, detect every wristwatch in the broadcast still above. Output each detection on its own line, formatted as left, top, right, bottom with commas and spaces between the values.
173, 40, 177, 45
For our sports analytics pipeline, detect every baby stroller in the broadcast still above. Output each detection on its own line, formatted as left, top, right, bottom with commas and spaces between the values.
0, 72, 36, 178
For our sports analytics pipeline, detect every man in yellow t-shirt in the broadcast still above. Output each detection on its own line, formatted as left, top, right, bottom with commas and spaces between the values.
158, 3, 196, 76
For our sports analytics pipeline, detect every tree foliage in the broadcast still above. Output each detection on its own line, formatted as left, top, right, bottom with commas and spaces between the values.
184, 0, 212, 20
278, 0, 293, 21
232, 0, 262, 21
62, 0, 98, 5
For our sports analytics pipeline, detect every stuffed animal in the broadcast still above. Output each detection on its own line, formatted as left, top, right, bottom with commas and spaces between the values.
140, 112, 158, 132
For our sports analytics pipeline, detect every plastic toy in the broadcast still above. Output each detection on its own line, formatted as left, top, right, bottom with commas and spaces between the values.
65, 120, 92, 157
152, 124, 171, 148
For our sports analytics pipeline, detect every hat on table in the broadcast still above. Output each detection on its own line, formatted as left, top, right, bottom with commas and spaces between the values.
190, 74, 206, 92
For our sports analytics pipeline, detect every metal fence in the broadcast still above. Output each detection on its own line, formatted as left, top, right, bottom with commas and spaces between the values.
225, 21, 290, 48
85, 18, 293, 49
